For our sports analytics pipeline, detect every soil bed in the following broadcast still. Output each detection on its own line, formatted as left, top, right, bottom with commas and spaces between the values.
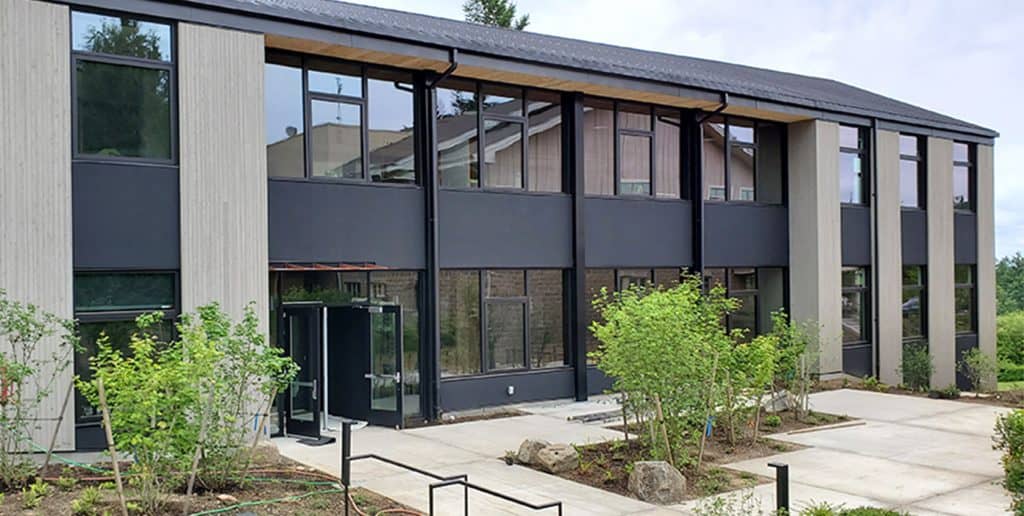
522, 409, 849, 503
2, 457, 421, 515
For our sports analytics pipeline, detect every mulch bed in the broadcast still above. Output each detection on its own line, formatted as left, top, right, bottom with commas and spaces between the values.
2, 457, 421, 515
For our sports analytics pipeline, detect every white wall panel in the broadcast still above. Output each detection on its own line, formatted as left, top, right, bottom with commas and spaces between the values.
876, 130, 903, 384
977, 144, 997, 389
927, 137, 955, 388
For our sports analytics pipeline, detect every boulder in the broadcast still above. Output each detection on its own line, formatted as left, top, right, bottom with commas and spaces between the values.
517, 439, 551, 465
763, 390, 790, 413
628, 461, 686, 504
536, 443, 578, 474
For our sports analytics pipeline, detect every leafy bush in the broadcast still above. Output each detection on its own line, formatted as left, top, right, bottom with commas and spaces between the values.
763, 414, 782, 428
767, 311, 817, 420
957, 347, 996, 393
899, 341, 933, 391
0, 289, 78, 489
70, 486, 103, 515
995, 410, 1024, 514
1001, 360, 1024, 382
999, 311, 1024, 365
929, 384, 960, 400
799, 502, 908, 515
693, 487, 764, 516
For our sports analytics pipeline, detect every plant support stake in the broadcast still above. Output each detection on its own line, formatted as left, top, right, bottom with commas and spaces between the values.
97, 378, 130, 516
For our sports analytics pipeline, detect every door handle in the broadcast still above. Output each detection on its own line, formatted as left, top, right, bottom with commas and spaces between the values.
312, 379, 317, 400
394, 371, 401, 383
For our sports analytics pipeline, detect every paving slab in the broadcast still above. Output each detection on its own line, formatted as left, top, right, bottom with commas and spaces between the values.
672, 481, 886, 515
901, 404, 1012, 436
905, 479, 1012, 516
808, 389, 967, 422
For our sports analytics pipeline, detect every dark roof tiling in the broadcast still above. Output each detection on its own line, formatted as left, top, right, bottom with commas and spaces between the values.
194, 0, 996, 138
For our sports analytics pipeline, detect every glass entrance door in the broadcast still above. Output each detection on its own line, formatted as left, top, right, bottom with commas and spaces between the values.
282, 303, 322, 438
366, 305, 403, 428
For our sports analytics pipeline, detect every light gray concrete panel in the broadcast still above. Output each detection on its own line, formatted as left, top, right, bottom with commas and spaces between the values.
927, 137, 956, 388
977, 144, 996, 388
178, 23, 269, 327
0, 0, 74, 451
876, 130, 903, 384
788, 120, 843, 375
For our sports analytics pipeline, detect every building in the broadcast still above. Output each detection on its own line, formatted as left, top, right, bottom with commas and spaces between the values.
0, 0, 997, 450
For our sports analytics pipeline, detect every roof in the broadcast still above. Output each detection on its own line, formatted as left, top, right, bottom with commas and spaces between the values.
193, 0, 997, 138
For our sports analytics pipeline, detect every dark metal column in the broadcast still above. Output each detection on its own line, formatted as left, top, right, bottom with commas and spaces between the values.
567, 92, 588, 401
689, 111, 705, 274
417, 71, 442, 420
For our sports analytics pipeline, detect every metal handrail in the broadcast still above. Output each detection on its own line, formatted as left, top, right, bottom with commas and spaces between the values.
429, 477, 563, 515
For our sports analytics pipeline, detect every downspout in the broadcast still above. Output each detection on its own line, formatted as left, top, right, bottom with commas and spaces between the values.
426, 48, 459, 88
870, 118, 880, 379
695, 92, 729, 280
696, 92, 729, 124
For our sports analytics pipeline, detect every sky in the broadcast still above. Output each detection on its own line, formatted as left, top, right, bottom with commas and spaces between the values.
348, 0, 1024, 258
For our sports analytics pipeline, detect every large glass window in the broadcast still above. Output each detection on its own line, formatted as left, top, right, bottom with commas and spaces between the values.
702, 267, 785, 338
368, 271, 421, 415
839, 125, 869, 205
436, 79, 478, 188
72, 11, 174, 161
528, 270, 566, 368
955, 265, 976, 333
900, 135, 925, 208
618, 104, 653, 195
266, 54, 417, 184
655, 110, 682, 198
439, 270, 481, 376
702, 117, 783, 203
74, 272, 175, 313
527, 91, 563, 193
953, 142, 975, 211
841, 267, 870, 344
583, 99, 615, 195
902, 266, 926, 340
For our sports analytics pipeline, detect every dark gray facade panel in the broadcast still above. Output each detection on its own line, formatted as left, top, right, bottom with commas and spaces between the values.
587, 367, 614, 396
955, 213, 978, 264
901, 210, 928, 265
703, 204, 788, 267
438, 368, 575, 411
72, 162, 179, 270
438, 190, 573, 268
841, 206, 871, 266
955, 335, 979, 390
842, 344, 872, 378
583, 198, 693, 267
268, 180, 426, 269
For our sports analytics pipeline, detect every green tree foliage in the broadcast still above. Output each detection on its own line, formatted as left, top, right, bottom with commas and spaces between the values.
0, 290, 79, 489
999, 253, 1024, 315
995, 410, 1024, 514
1000, 312, 1024, 365
463, 0, 530, 29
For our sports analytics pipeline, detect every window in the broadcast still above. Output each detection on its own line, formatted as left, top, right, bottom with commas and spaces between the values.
953, 142, 975, 211
586, 99, 685, 198
902, 266, 926, 340
702, 267, 785, 338
437, 80, 563, 192
72, 10, 174, 161
74, 272, 178, 425
702, 116, 784, 203
839, 125, 868, 205
899, 135, 925, 208
265, 54, 416, 184
841, 267, 870, 344
955, 265, 975, 333
440, 269, 566, 376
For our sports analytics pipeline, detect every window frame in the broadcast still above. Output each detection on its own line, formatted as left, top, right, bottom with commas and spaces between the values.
266, 51, 420, 187
702, 267, 769, 336
839, 125, 870, 206
898, 134, 927, 210
953, 141, 976, 212
701, 116, 785, 205
955, 264, 977, 334
840, 266, 871, 346
70, 8, 178, 165
901, 265, 927, 342
615, 102, 655, 197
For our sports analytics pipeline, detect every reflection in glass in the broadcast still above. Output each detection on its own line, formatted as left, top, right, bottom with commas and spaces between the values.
527, 91, 563, 193
955, 286, 974, 333
840, 125, 860, 149
839, 152, 864, 204
618, 104, 651, 131
899, 135, 918, 157
289, 314, 315, 422
954, 165, 971, 210
584, 269, 615, 363
655, 114, 681, 198
953, 142, 969, 163
368, 74, 416, 184
729, 268, 756, 291
756, 124, 785, 204
618, 269, 653, 291
72, 11, 172, 61
732, 293, 757, 341
653, 268, 681, 289
370, 311, 399, 411
266, 63, 305, 178
482, 119, 524, 188
439, 271, 481, 376
370, 271, 420, 416
487, 302, 525, 371
310, 100, 363, 178
901, 160, 920, 208
902, 290, 923, 339
76, 61, 171, 159
729, 142, 755, 201
528, 270, 565, 368
584, 100, 614, 195
702, 120, 727, 200
437, 82, 479, 187
703, 268, 727, 290
729, 120, 754, 144
757, 268, 785, 334
841, 290, 865, 343
842, 267, 866, 287
74, 273, 175, 312
620, 134, 651, 195
308, 63, 362, 96
485, 270, 525, 298
482, 84, 522, 116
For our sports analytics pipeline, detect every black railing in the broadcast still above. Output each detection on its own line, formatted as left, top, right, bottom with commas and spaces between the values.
429, 477, 563, 515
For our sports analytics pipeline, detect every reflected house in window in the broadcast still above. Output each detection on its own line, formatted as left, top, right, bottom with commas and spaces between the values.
266, 121, 415, 182
702, 121, 755, 201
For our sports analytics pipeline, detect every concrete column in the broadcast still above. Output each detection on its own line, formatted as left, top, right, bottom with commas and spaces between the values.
977, 144, 997, 389
788, 120, 843, 375
0, 0, 74, 450
178, 24, 269, 327
927, 137, 956, 388
875, 130, 903, 385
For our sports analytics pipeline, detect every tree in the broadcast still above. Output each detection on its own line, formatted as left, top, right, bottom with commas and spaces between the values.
463, 0, 530, 30
998, 253, 1024, 315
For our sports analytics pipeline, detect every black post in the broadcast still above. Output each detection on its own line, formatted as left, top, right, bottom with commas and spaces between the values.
342, 422, 352, 516
567, 92, 588, 402
768, 462, 789, 513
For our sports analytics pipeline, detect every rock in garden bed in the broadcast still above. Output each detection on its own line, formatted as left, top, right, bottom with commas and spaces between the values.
628, 461, 686, 504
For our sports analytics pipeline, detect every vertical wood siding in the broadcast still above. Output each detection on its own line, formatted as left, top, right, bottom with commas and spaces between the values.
977, 144, 997, 388
0, 0, 74, 450
178, 24, 268, 327
876, 130, 903, 384
927, 137, 956, 388
787, 120, 842, 375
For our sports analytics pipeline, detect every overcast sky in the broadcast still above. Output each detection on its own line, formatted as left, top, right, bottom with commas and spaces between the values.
352, 0, 1022, 257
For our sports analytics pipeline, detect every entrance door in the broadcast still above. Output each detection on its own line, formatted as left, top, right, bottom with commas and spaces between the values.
366, 305, 403, 428
282, 303, 322, 438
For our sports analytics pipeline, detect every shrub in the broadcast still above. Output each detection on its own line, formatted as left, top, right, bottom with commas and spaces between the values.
929, 384, 960, 400
767, 311, 817, 420
899, 341, 933, 391
1001, 360, 1024, 382
957, 348, 996, 394
763, 414, 782, 428
799, 502, 908, 515
998, 311, 1024, 365
995, 410, 1024, 514
71, 486, 103, 515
